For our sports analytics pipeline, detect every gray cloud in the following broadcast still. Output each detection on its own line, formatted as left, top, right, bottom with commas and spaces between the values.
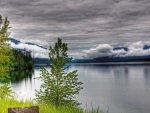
1, 0, 150, 57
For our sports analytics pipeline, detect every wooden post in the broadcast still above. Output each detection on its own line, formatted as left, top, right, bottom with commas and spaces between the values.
8, 106, 39, 113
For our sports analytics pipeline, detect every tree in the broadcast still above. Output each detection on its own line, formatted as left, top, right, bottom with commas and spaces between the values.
35, 38, 83, 107
0, 14, 11, 77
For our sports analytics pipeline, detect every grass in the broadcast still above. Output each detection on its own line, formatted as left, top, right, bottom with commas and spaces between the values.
0, 84, 108, 113
0, 98, 34, 113
0, 98, 108, 113
0, 98, 83, 113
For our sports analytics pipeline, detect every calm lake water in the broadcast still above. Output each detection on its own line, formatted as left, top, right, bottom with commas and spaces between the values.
6, 63, 150, 113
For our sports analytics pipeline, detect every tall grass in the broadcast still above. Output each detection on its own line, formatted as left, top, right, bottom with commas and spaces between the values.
84, 107, 109, 113
0, 98, 83, 113
0, 98, 109, 113
0, 98, 34, 113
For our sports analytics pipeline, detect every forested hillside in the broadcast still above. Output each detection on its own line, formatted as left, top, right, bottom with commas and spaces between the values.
10, 49, 34, 70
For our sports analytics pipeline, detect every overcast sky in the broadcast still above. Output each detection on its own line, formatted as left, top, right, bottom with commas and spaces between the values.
1, 0, 150, 58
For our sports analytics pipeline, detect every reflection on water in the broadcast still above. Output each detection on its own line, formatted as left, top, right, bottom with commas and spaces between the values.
67, 63, 150, 113
0, 69, 34, 83
1, 63, 150, 113
9, 69, 34, 83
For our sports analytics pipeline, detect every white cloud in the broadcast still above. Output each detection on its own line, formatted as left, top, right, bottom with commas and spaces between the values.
83, 41, 150, 58
112, 49, 127, 57
124, 41, 150, 57
10, 41, 49, 58
129, 41, 143, 49
83, 44, 114, 58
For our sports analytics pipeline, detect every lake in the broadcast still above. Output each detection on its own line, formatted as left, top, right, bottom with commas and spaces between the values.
6, 62, 150, 113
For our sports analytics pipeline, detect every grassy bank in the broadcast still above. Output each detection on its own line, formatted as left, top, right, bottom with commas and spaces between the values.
0, 98, 108, 113
0, 98, 83, 113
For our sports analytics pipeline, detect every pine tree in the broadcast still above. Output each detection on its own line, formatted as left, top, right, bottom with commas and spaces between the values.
10, 49, 34, 69
0, 14, 11, 77
35, 38, 83, 107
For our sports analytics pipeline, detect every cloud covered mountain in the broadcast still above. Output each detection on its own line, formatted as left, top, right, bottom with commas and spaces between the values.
73, 41, 150, 63
83, 41, 150, 58
10, 38, 49, 59
9, 38, 150, 63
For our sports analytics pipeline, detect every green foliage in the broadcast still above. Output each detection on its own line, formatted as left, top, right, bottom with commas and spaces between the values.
35, 38, 83, 107
10, 49, 34, 69
0, 84, 14, 99
0, 14, 11, 77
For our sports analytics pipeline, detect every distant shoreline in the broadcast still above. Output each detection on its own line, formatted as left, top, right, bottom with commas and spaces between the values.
70, 61, 150, 65
34, 61, 150, 67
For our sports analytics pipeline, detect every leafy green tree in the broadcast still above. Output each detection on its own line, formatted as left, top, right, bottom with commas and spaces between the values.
35, 38, 83, 107
0, 14, 11, 77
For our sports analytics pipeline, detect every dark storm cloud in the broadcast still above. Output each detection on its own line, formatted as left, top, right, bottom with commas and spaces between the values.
1, 0, 150, 57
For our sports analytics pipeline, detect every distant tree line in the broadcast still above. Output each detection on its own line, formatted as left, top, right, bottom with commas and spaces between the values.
10, 49, 34, 70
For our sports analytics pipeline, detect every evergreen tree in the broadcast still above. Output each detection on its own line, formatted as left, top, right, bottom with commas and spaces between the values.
35, 38, 83, 107
10, 49, 34, 69
0, 14, 11, 77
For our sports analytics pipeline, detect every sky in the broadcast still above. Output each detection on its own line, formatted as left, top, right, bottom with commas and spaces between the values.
1, 0, 150, 58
